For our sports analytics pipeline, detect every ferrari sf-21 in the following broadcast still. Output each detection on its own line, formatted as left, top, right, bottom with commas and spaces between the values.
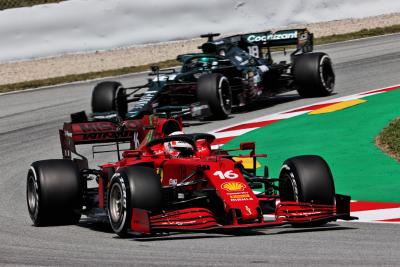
27, 113, 355, 236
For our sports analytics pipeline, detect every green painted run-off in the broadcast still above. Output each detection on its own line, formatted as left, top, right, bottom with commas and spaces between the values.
224, 89, 400, 203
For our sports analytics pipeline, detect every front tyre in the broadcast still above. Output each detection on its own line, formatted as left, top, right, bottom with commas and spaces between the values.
108, 166, 161, 237
27, 160, 82, 226
197, 73, 232, 120
279, 155, 335, 226
293, 52, 335, 97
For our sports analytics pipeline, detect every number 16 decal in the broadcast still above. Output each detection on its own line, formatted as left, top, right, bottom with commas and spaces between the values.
213, 170, 239, 179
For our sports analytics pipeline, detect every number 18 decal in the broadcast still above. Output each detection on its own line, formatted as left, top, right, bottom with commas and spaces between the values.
248, 46, 260, 58
213, 170, 239, 179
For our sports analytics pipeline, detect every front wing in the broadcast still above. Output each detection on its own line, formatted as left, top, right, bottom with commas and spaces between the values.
130, 194, 357, 234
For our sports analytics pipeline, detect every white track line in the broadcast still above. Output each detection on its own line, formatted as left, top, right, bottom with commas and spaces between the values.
351, 208, 400, 223
211, 84, 400, 134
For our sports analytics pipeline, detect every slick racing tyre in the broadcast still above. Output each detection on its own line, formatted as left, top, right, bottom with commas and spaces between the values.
108, 166, 162, 237
197, 73, 232, 120
279, 155, 335, 226
27, 160, 82, 226
293, 52, 335, 97
91, 81, 128, 118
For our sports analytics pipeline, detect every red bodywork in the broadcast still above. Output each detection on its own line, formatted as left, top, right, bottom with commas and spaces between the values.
60, 115, 354, 234
60, 115, 182, 163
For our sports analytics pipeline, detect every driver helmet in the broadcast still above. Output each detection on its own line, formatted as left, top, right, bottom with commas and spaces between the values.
198, 57, 210, 63
164, 131, 194, 157
197, 57, 211, 68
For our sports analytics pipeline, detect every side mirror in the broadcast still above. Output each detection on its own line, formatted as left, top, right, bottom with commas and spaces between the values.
150, 65, 160, 73
70, 111, 88, 123
240, 142, 255, 151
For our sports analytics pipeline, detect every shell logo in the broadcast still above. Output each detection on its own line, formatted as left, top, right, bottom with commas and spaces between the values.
221, 182, 246, 192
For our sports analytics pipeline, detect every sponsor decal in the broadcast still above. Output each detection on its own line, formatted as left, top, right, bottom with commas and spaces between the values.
299, 32, 309, 41
240, 60, 249, 66
75, 122, 138, 141
213, 170, 239, 179
161, 220, 197, 226
156, 168, 163, 182
221, 182, 246, 192
135, 92, 157, 109
234, 55, 243, 62
245, 205, 252, 215
169, 179, 177, 187
247, 31, 298, 43
227, 192, 254, 202
64, 131, 72, 137
79, 122, 113, 132
191, 104, 208, 116
152, 74, 177, 82
132, 131, 140, 149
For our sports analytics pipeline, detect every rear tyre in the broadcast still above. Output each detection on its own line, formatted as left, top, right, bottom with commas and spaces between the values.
279, 155, 335, 226
91, 81, 128, 118
27, 160, 82, 226
108, 166, 162, 237
197, 73, 232, 120
293, 52, 335, 97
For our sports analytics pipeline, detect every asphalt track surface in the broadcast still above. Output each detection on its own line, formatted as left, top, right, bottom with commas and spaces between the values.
1, 34, 400, 266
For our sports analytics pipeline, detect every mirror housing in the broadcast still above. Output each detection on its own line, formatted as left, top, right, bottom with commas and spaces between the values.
240, 142, 255, 151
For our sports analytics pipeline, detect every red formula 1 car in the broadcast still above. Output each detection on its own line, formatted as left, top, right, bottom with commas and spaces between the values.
27, 113, 356, 236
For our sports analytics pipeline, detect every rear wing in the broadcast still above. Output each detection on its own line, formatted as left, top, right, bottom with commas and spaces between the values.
59, 115, 182, 167
59, 120, 144, 166
60, 120, 142, 146
242, 29, 313, 48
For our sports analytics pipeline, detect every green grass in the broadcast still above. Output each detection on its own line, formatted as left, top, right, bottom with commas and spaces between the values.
376, 117, 400, 161
2, 24, 400, 93
0, 59, 179, 93
315, 24, 400, 45
0, 0, 65, 10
